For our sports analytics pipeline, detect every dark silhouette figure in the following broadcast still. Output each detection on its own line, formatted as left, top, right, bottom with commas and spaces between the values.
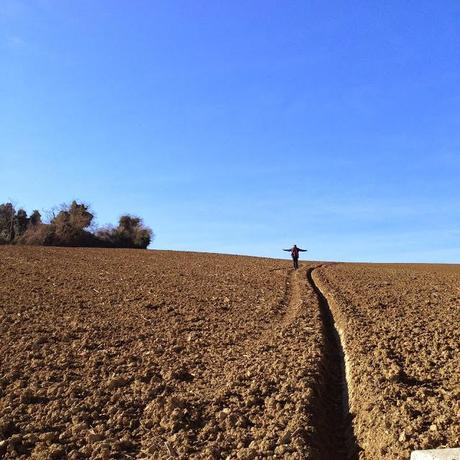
283, 244, 307, 270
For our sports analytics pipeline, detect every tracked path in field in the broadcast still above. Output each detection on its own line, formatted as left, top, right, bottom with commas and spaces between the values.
218, 267, 305, 374
306, 266, 360, 460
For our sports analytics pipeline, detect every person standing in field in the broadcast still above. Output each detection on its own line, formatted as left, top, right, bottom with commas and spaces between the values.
283, 244, 307, 270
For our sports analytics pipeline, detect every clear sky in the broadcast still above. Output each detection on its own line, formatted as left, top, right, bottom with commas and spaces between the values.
1, 1, 460, 262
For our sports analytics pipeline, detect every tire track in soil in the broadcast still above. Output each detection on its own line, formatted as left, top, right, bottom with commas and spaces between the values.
220, 267, 300, 364
138, 267, 308, 458
306, 266, 361, 460
279, 269, 303, 329
216, 268, 302, 385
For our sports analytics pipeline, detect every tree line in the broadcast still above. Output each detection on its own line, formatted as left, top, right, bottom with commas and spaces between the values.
0, 201, 152, 249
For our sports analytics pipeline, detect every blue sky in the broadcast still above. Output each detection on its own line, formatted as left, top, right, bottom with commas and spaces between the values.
1, 1, 460, 262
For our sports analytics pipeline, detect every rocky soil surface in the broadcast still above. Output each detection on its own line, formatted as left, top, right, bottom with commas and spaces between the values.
315, 264, 460, 460
0, 247, 328, 459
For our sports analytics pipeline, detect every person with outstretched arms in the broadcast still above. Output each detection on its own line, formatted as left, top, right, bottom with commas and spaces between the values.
283, 244, 307, 270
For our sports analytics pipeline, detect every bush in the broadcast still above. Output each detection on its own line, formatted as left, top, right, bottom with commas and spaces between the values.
96, 215, 152, 249
29, 210, 42, 226
2, 201, 154, 249
14, 209, 29, 238
0, 203, 15, 244
18, 223, 55, 246
48, 201, 97, 246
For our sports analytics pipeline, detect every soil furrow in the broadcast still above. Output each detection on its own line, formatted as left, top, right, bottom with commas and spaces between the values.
315, 264, 460, 458
306, 266, 360, 460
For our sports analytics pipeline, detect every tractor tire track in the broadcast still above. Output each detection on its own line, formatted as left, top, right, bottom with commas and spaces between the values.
306, 265, 361, 460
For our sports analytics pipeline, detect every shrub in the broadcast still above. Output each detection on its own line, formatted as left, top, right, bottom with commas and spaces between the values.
49, 201, 96, 246
18, 223, 55, 246
96, 215, 152, 249
29, 210, 42, 226
3, 201, 154, 249
0, 203, 15, 244
14, 209, 29, 238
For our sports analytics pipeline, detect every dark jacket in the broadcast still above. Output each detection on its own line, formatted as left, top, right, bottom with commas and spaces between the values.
284, 246, 307, 258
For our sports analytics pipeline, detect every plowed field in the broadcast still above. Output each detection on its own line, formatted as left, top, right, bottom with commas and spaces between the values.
315, 264, 460, 459
2, 248, 459, 460
0, 247, 333, 459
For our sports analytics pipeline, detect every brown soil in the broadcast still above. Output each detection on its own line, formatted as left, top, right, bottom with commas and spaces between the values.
0, 247, 337, 459
5, 247, 456, 460
314, 263, 460, 460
